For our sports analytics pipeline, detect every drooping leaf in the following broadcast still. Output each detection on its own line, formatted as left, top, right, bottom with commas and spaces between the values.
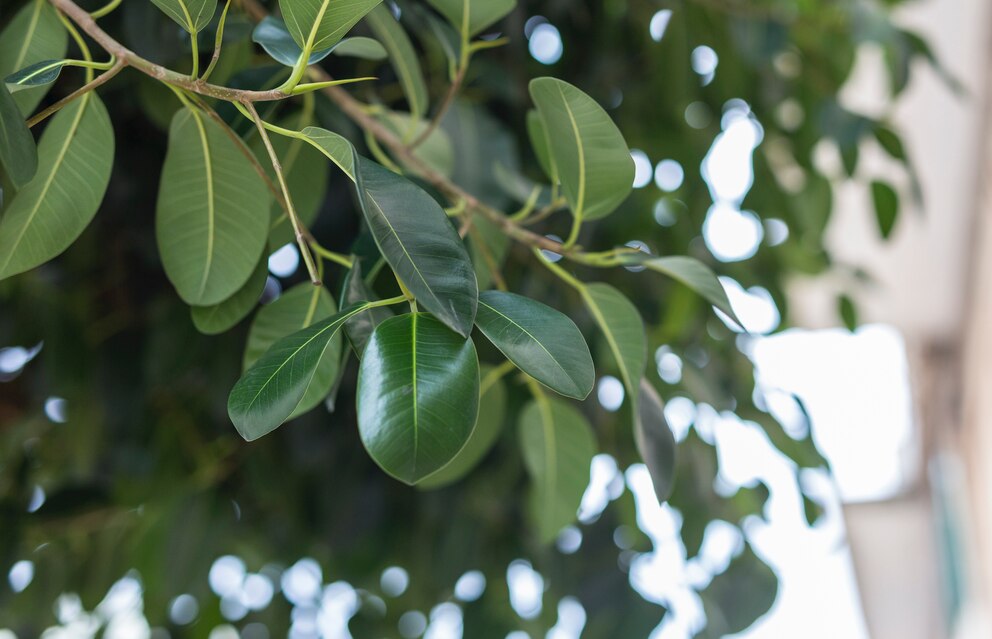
635, 380, 676, 502
332, 37, 387, 60
5, 59, 67, 94
278, 0, 382, 52
252, 16, 334, 67
357, 313, 480, 484
0, 0, 68, 115
156, 106, 270, 306
425, 0, 515, 37
190, 255, 268, 335
518, 395, 596, 543
366, 5, 428, 121
529, 77, 633, 220
0, 83, 36, 188
243, 282, 337, 370
419, 366, 507, 488
838, 294, 858, 332
580, 283, 646, 398
151, 0, 218, 33
475, 291, 594, 400
355, 158, 478, 337
341, 259, 392, 356
871, 179, 899, 239
0, 95, 113, 279
627, 255, 741, 326
300, 126, 355, 179
526, 109, 557, 184
229, 302, 362, 441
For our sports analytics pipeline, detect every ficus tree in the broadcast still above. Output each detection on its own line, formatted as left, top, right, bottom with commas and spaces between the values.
0, 0, 926, 636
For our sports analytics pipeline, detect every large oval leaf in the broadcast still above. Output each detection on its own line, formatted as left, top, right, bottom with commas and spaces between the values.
518, 395, 596, 543
355, 158, 478, 337
580, 282, 646, 397
279, 0, 383, 51
366, 5, 428, 121
529, 77, 633, 220
229, 301, 364, 441
151, 0, 217, 33
419, 366, 506, 489
190, 255, 268, 335
425, 0, 515, 37
357, 313, 480, 484
0, 95, 113, 279
0, 83, 36, 188
635, 380, 677, 502
252, 16, 335, 67
476, 291, 593, 400
156, 106, 270, 306
0, 0, 68, 115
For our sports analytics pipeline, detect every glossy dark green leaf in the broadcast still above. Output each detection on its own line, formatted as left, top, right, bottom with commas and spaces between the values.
518, 395, 596, 543
425, 0, 515, 37
190, 255, 268, 335
635, 380, 676, 502
580, 283, 646, 398
419, 365, 506, 489
278, 0, 382, 51
475, 291, 593, 400
355, 158, 478, 337
151, 0, 217, 33
332, 37, 387, 60
467, 214, 509, 291
243, 282, 337, 370
252, 16, 334, 67
229, 302, 364, 441
871, 179, 899, 239
5, 59, 66, 93
341, 260, 392, 356
529, 77, 633, 220
0, 83, 36, 188
0, 0, 68, 115
156, 107, 270, 305
627, 255, 741, 326
357, 313, 480, 484
367, 5, 428, 120
0, 95, 113, 279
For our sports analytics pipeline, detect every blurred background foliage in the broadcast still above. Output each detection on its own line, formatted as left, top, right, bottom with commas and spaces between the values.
0, 0, 929, 636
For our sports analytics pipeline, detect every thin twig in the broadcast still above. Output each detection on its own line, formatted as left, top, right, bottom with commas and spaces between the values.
27, 60, 125, 127
408, 63, 465, 149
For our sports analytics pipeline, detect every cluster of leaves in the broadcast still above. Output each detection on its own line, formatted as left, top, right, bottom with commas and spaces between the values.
0, 0, 928, 636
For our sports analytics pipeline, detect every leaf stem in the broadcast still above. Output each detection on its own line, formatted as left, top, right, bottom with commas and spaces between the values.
89, 0, 121, 19
200, 0, 232, 83
533, 248, 584, 292
309, 243, 354, 269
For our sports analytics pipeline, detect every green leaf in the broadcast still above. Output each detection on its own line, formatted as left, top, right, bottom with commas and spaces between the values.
357, 313, 480, 484
278, 0, 382, 52
151, 0, 218, 33
332, 37, 387, 60
838, 294, 858, 332
5, 59, 67, 94
529, 77, 633, 221
0, 95, 113, 279
467, 214, 509, 291
0, 0, 68, 115
518, 394, 596, 543
631, 255, 741, 326
190, 255, 268, 335
156, 106, 270, 306
419, 366, 507, 488
378, 111, 454, 176
526, 109, 557, 184
341, 259, 392, 356
0, 83, 36, 189
299, 126, 355, 180
252, 16, 334, 67
475, 291, 594, 400
580, 283, 646, 399
635, 380, 676, 502
425, 0, 515, 37
699, 544, 778, 638
243, 282, 337, 370
355, 158, 478, 337
366, 5, 428, 121
871, 179, 899, 239
229, 302, 361, 441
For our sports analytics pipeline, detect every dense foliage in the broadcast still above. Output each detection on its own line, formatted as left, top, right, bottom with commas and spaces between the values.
0, 0, 925, 636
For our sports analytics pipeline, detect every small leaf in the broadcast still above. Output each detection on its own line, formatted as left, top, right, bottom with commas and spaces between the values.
5, 59, 67, 93
357, 313, 480, 484
378, 111, 454, 176
252, 16, 334, 67
151, 0, 218, 33
529, 77, 633, 221
425, 0, 515, 37
355, 158, 478, 337
419, 366, 507, 489
635, 380, 676, 502
341, 259, 392, 356
0, 0, 69, 115
699, 544, 778, 638
580, 283, 646, 398
871, 180, 899, 239
190, 255, 268, 335
278, 0, 382, 52
366, 5, 428, 121
300, 126, 355, 179
518, 395, 596, 543
229, 302, 361, 441
0, 95, 113, 279
633, 255, 741, 327
332, 36, 387, 60
475, 291, 594, 399
0, 83, 36, 188
156, 106, 270, 305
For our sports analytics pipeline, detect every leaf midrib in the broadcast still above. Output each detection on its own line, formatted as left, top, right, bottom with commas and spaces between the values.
478, 299, 575, 390
188, 108, 216, 299
558, 83, 586, 219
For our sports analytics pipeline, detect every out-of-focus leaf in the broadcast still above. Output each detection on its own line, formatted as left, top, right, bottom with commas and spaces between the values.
581, 283, 646, 399
635, 381, 676, 502
252, 16, 334, 67
367, 5, 428, 121
871, 179, 899, 239
0, 84, 36, 188
332, 36, 387, 60
698, 543, 778, 637
341, 259, 392, 356
190, 255, 268, 334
